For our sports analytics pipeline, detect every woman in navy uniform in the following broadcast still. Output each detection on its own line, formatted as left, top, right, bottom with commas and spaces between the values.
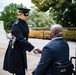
3, 8, 41, 75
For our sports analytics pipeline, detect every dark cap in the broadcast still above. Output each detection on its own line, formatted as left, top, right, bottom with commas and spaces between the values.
18, 8, 30, 16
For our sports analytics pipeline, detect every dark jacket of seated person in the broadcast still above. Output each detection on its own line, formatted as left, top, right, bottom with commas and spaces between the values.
32, 24, 70, 75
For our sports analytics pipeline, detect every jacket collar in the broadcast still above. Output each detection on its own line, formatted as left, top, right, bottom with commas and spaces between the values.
51, 37, 63, 41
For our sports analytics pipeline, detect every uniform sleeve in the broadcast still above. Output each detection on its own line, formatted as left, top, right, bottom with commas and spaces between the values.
12, 24, 34, 51
32, 46, 54, 75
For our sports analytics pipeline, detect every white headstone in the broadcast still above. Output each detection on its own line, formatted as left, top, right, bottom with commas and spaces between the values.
29, 25, 33, 31
0, 21, 5, 32
0, 21, 9, 46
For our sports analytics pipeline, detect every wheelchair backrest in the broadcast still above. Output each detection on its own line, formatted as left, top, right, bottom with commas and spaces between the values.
53, 62, 74, 75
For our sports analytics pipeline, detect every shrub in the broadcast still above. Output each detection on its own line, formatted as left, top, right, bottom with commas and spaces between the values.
63, 30, 76, 41
29, 31, 50, 39
29, 30, 76, 41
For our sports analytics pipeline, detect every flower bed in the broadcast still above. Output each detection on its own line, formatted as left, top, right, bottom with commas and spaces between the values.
63, 30, 76, 41
29, 31, 50, 39
29, 30, 76, 41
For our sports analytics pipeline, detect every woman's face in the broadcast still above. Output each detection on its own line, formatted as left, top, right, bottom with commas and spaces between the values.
18, 13, 29, 21
21, 13, 29, 21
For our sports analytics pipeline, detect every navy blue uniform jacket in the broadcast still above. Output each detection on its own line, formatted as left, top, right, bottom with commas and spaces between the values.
3, 18, 34, 73
32, 38, 69, 75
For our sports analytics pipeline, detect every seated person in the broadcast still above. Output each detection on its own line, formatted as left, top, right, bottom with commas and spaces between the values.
32, 24, 71, 75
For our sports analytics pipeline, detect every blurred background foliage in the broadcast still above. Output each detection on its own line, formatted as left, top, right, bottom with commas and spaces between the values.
0, 1, 76, 41
31, 0, 76, 27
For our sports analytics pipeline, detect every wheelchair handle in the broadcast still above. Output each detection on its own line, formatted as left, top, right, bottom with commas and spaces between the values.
70, 57, 76, 62
70, 57, 76, 75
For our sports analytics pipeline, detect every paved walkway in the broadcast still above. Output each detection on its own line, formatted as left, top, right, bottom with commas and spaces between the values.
0, 37, 76, 75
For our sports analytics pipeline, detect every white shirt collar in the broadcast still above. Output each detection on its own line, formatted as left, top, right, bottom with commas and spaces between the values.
51, 37, 63, 41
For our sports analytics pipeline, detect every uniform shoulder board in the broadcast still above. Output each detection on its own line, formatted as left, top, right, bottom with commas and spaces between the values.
14, 20, 19, 24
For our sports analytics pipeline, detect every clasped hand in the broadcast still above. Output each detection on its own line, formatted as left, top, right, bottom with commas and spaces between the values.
33, 48, 42, 54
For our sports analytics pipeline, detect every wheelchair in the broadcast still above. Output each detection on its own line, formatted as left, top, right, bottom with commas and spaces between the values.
53, 57, 76, 75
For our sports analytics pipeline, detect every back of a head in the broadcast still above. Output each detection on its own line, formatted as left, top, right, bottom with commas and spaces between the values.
50, 24, 63, 37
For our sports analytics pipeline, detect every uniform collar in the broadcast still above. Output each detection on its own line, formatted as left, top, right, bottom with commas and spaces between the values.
19, 18, 26, 23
